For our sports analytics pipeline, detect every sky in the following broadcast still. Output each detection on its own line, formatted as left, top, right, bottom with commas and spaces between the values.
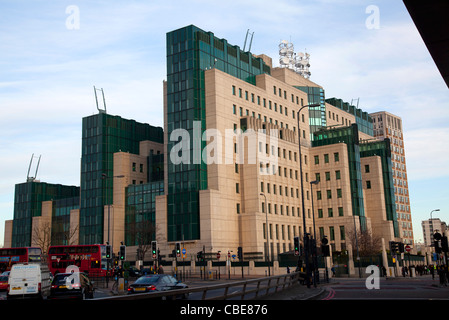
0, 0, 448, 246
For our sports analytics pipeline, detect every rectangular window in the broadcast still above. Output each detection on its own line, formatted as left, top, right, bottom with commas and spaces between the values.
327, 190, 332, 199
314, 155, 319, 165
334, 152, 339, 162
335, 170, 341, 180
328, 208, 333, 217
340, 226, 345, 240
330, 227, 335, 241
366, 181, 372, 189
324, 154, 329, 163
337, 189, 342, 198
338, 207, 344, 216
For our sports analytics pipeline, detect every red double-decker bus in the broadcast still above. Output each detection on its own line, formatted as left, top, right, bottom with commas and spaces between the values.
0, 247, 42, 272
47, 244, 107, 277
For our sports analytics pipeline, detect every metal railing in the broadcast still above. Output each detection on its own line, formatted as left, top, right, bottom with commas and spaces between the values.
97, 272, 305, 301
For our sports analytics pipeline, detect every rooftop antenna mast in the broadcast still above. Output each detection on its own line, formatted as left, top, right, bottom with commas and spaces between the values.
243, 29, 254, 52
27, 153, 41, 182
351, 98, 360, 108
94, 86, 107, 114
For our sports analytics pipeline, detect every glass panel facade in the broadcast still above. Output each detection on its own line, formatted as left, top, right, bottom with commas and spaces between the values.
166, 25, 270, 241
80, 113, 163, 245
12, 182, 80, 247
295, 86, 326, 140
325, 97, 374, 136
312, 124, 367, 231
51, 197, 80, 245
125, 181, 164, 246
359, 138, 399, 237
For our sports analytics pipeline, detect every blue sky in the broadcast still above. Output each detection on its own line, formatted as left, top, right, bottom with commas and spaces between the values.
1, 0, 448, 246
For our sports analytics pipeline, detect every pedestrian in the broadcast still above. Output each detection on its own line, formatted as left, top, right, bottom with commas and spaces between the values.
331, 266, 336, 277
158, 265, 164, 274
286, 266, 290, 274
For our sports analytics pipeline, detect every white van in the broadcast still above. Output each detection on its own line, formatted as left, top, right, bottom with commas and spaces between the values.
7, 263, 51, 300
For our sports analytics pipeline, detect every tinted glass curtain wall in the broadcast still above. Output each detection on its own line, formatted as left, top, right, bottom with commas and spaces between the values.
295, 86, 326, 140
312, 124, 367, 231
12, 182, 79, 247
166, 25, 270, 241
360, 139, 399, 237
80, 113, 163, 245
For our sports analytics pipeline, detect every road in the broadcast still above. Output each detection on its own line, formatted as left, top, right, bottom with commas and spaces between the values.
318, 274, 449, 300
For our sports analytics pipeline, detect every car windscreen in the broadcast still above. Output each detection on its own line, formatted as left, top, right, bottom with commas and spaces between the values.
52, 274, 80, 285
134, 276, 160, 284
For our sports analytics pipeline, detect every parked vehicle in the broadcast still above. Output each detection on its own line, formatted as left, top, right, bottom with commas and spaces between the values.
48, 272, 94, 300
127, 274, 188, 298
0, 276, 8, 291
48, 272, 95, 300
7, 263, 51, 300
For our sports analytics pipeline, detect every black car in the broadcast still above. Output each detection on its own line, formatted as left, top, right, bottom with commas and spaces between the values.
48, 272, 94, 300
127, 274, 188, 298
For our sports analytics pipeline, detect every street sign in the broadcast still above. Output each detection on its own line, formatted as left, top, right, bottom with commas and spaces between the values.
405, 245, 411, 252
182, 248, 186, 258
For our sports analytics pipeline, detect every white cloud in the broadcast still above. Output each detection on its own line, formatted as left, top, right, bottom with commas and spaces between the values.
405, 127, 449, 180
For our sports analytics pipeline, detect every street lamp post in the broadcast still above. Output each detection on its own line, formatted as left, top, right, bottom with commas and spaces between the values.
101, 173, 125, 282
431, 209, 440, 221
297, 103, 320, 288
430, 209, 440, 256
260, 193, 270, 276
310, 180, 319, 287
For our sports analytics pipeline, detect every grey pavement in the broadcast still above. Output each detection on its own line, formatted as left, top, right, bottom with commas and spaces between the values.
258, 281, 327, 300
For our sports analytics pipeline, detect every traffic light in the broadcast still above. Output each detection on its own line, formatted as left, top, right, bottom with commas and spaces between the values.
294, 237, 300, 256
390, 241, 398, 254
321, 237, 330, 257
434, 240, 442, 253
433, 232, 442, 253
152, 241, 157, 259
106, 244, 112, 259
176, 242, 181, 257
119, 245, 126, 261
398, 242, 405, 253
197, 251, 203, 262
441, 236, 448, 253
237, 246, 243, 260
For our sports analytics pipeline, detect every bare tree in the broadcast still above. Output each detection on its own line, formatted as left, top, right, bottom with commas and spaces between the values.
32, 221, 52, 261
126, 218, 156, 261
346, 228, 382, 257
62, 224, 79, 246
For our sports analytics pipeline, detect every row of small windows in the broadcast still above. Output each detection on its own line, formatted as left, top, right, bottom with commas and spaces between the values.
233, 105, 306, 128
313, 152, 340, 165
260, 223, 346, 243
263, 223, 302, 242
328, 110, 352, 127
232, 85, 305, 118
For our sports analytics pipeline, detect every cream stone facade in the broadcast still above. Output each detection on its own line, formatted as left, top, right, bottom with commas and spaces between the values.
371, 111, 413, 244
151, 64, 399, 262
